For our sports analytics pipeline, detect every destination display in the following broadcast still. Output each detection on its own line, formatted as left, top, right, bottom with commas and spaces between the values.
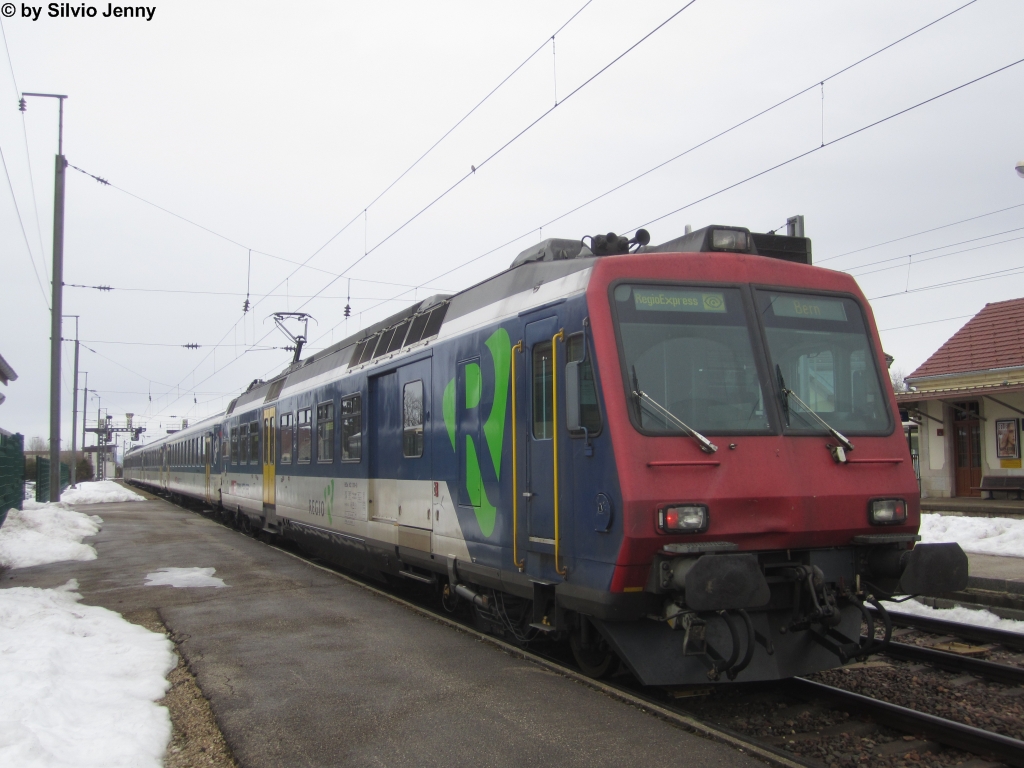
769, 293, 848, 321
631, 288, 727, 313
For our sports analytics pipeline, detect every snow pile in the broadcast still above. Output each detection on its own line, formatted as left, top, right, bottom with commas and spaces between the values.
0, 580, 175, 767
881, 596, 1024, 635
31, 480, 145, 506
144, 567, 227, 589
0, 504, 102, 569
920, 513, 1024, 558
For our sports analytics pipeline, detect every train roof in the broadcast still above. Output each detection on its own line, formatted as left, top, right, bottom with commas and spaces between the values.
208, 224, 811, 422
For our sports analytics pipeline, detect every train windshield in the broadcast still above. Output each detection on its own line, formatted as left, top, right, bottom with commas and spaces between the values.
756, 290, 892, 435
612, 284, 771, 433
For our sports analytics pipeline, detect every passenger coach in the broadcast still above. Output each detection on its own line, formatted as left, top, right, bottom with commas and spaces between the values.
126, 224, 968, 685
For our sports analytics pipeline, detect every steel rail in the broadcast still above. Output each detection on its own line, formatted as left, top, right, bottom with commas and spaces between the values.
788, 677, 1024, 768
871, 608, 1024, 651
874, 637, 1024, 685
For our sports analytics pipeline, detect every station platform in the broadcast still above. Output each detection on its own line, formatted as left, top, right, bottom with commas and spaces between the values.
921, 497, 1024, 518
1, 496, 760, 768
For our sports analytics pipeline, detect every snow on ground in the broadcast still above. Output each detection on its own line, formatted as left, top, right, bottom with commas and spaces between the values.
144, 567, 227, 588
0, 504, 102, 569
0, 580, 175, 768
919, 512, 1024, 558
22, 480, 145, 507
881, 596, 1024, 635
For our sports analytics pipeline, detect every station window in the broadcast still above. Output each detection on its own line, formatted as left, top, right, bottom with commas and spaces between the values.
317, 402, 334, 462
279, 413, 293, 464
297, 408, 312, 463
403, 381, 424, 458
341, 394, 362, 462
533, 342, 553, 440
566, 333, 603, 435
230, 427, 238, 464
249, 420, 260, 464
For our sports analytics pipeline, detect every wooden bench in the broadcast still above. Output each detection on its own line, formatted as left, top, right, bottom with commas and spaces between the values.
972, 476, 1024, 500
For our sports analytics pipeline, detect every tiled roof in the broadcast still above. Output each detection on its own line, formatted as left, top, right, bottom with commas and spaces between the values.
909, 297, 1024, 379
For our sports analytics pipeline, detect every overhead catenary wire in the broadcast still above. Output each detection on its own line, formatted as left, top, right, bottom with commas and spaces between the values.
243, 0, 598, 319
281, 1, 702, 320
83, 1, 995, 421
306, 51, 1024, 351
628, 55, 1024, 233
849, 233, 1024, 279
64, 283, 445, 300
508, 0, 981, 245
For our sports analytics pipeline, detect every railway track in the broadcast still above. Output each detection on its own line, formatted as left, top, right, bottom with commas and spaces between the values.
162, 492, 1024, 768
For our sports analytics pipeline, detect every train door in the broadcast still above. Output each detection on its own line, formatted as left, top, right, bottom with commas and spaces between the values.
952, 401, 982, 497
369, 372, 402, 523
262, 407, 277, 525
204, 434, 212, 503
523, 316, 567, 579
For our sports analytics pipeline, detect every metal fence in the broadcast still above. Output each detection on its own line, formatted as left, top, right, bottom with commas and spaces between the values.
0, 432, 25, 528
35, 457, 70, 504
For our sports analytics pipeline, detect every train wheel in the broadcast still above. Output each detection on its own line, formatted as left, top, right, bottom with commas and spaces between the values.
569, 623, 618, 679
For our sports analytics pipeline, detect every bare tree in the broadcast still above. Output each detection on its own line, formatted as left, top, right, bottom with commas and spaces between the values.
890, 367, 909, 393
28, 436, 47, 452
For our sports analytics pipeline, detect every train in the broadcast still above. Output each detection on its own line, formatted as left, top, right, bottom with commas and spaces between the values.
124, 222, 968, 685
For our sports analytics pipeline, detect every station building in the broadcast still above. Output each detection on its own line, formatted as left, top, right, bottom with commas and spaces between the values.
895, 297, 1024, 498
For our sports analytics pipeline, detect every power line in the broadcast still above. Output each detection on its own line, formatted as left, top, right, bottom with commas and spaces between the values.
878, 313, 975, 332
847, 231, 1024, 278
821, 202, 1024, 263
297, 0, 702, 315
306, 0, 989, 343
0, 141, 49, 310
869, 263, 1024, 300
630, 56, 1024, 233
318, 51, 1024, 348
64, 283, 438, 301
529, 0, 981, 239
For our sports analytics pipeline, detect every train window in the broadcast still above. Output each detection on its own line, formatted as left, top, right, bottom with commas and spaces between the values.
566, 333, 602, 434
387, 320, 410, 354
297, 408, 312, 463
240, 424, 249, 464
341, 395, 362, 462
279, 412, 293, 464
230, 427, 238, 464
403, 381, 424, 458
223, 436, 230, 459
317, 402, 334, 462
533, 342, 553, 440
249, 420, 260, 464
614, 284, 771, 435
757, 290, 893, 435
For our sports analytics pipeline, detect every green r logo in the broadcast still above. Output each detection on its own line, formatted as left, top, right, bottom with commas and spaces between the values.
442, 328, 511, 537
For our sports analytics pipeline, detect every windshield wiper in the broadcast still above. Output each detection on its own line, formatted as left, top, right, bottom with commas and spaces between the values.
631, 368, 718, 454
775, 365, 854, 459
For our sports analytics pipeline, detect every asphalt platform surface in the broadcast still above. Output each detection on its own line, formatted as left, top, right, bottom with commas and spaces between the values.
2, 495, 761, 768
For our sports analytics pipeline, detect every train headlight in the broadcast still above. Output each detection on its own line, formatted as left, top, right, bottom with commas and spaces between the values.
710, 229, 749, 251
658, 504, 708, 533
869, 498, 907, 525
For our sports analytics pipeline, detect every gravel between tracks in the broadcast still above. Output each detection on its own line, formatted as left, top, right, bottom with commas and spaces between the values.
123, 608, 237, 768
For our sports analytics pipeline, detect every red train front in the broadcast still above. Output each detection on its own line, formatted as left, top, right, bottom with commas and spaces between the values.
537, 225, 968, 684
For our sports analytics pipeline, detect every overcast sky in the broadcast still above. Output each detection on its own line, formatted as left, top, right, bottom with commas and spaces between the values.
1, 0, 1022, 450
